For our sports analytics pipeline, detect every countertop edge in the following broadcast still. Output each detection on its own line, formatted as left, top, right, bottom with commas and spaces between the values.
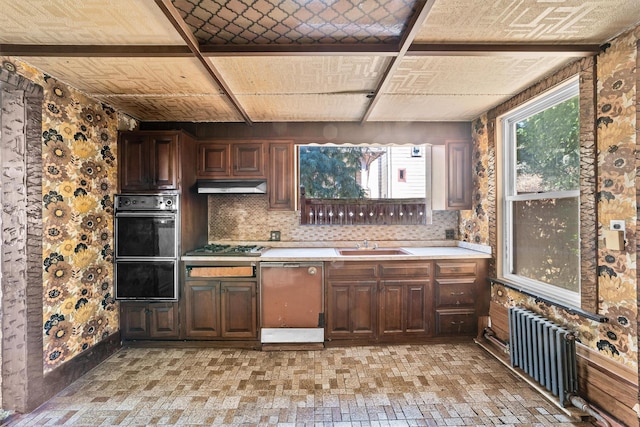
181, 247, 492, 262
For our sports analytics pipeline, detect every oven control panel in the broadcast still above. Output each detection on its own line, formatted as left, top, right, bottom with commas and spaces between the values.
115, 194, 178, 211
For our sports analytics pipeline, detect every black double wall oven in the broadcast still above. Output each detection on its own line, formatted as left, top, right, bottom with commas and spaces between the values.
114, 194, 179, 301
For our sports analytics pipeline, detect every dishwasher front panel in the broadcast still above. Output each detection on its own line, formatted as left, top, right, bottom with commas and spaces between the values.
260, 262, 324, 329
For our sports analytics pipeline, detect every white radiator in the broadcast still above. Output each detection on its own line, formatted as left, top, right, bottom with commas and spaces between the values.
508, 307, 578, 407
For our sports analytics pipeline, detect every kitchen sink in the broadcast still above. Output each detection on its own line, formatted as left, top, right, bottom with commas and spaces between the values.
337, 248, 409, 256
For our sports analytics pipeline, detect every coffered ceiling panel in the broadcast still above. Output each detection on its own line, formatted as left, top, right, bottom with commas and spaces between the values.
99, 94, 241, 122
415, 0, 640, 43
0, 0, 184, 45
389, 55, 571, 96
211, 56, 389, 94
368, 94, 508, 121
172, 0, 418, 45
235, 94, 370, 122
19, 57, 220, 95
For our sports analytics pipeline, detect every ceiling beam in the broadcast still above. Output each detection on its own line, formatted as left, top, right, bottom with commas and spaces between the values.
199, 43, 399, 57
1, 43, 600, 59
154, 0, 253, 125
0, 44, 193, 57
360, 0, 436, 123
407, 43, 600, 57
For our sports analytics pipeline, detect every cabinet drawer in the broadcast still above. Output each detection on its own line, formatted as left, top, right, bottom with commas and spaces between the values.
435, 278, 476, 307
435, 261, 476, 276
379, 262, 430, 278
326, 262, 377, 279
435, 310, 476, 336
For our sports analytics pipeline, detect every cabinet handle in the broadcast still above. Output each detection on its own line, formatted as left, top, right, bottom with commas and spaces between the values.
449, 292, 465, 296
450, 320, 465, 325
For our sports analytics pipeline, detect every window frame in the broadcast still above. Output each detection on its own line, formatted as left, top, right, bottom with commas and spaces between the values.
500, 78, 581, 307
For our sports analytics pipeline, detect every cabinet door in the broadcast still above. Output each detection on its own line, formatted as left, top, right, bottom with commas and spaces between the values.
445, 140, 472, 210
221, 281, 257, 338
379, 280, 431, 337
233, 143, 265, 177
149, 134, 179, 190
198, 142, 230, 177
119, 133, 149, 192
148, 303, 179, 338
326, 280, 376, 339
379, 283, 403, 335
120, 303, 150, 339
268, 142, 295, 210
184, 280, 220, 338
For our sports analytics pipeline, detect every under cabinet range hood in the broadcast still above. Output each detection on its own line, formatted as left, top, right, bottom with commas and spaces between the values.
196, 179, 267, 194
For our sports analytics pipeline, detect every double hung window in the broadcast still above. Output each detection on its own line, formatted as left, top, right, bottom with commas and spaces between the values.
501, 79, 580, 306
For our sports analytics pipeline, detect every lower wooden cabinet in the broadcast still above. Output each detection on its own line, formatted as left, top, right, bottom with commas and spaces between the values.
435, 309, 477, 335
326, 280, 377, 339
120, 302, 179, 339
434, 260, 484, 336
326, 261, 434, 342
379, 279, 432, 338
183, 279, 257, 340
184, 280, 220, 337
220, 281, 257, 338
326, 259, 487, 342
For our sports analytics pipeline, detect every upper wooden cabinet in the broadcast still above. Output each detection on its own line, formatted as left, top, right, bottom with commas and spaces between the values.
268, 142, 295, 210
445, 140, 472, 210
119, 131, 180, 192
197, 141, 265, 179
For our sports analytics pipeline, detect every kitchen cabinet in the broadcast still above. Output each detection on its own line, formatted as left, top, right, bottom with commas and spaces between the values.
183, 265, 258, 340
120, 302, 179, 340
268, 142, 295, 210
378, 262, 432, 338
183, 280, 220, 338
434, 260, 481, 336
220, 281, 257, 338
118, 131, 180, 192
197, 141, 265, 178
326, 262, 377, 340
326, 259, 486, 343
445, 140, 472, 210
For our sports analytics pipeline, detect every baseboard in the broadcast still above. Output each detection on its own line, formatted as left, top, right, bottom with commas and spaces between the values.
38, 332, 121, 410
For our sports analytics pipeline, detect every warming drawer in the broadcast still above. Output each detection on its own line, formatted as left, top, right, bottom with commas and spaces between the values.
259, 262, 324, 343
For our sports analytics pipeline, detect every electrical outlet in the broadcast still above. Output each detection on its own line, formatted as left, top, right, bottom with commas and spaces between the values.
610, 220, 626, 239
445, 229, 455, 240
270, 230, 281, 241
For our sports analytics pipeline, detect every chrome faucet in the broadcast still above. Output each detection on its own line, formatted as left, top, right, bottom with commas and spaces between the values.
363, 239, 369, 249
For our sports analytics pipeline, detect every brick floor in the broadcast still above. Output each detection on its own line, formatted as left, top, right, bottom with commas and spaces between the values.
7, 342, 593, 426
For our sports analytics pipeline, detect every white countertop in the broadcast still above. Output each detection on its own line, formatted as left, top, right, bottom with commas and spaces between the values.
181, 246, 491, 262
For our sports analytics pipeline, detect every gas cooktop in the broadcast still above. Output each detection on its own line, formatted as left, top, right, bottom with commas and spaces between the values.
185, 244, 268, 257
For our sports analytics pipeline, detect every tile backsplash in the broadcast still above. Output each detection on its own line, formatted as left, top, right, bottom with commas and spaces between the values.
207, 194, 458, 243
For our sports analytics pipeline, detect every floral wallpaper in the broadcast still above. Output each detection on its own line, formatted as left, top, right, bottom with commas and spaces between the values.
0, 57, 120, 372
593, 28, 638, 366
459, 114, 489, 246
464, 25, 639, 368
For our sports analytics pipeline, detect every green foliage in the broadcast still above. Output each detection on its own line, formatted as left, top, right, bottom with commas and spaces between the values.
515, 96, 579, 192
300, 146, 366, 198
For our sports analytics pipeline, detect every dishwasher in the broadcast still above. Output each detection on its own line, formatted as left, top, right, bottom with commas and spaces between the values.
259, 262, 324, 344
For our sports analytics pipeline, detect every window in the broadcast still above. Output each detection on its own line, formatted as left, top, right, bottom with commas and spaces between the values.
501, 79, 580, 306
298, 144, 431, 225
298, 145, 428, 199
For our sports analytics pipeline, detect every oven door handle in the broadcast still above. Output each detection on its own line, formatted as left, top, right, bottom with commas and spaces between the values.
115, 211, 177, 218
